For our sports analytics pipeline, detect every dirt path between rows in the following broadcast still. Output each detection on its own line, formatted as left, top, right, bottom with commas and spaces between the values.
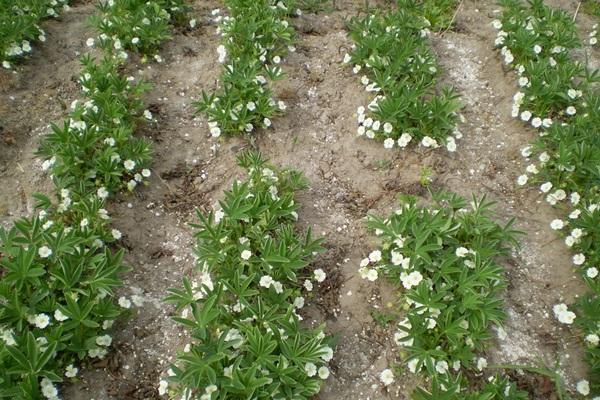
1, 0, 597, 398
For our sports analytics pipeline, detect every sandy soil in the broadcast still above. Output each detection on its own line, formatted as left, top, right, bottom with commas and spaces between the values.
1, 0, 598, 399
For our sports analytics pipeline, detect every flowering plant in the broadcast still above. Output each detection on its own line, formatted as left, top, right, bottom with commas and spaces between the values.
37, 54, 153, 195
164, 152, 333, 399
91, 0, 190, 57
196, 0, 296, 137
495, 0, 600, 395
0, 0, 70, 70
344, 2, 462, 152
0, 193, 126, 398
0, 0, 186, 397
361, 191, 520, 395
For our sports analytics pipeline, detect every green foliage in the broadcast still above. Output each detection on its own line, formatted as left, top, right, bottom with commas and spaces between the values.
400, 0, 459, 31
37, 54, 153, 195
495, 0, 600, 394
361, 191, 520, 394
91, 0, 190, 56
0, 0, 187, 397
412, 373, 527, 400
164, 152, 333, 399
345, 4, 461, 151
196, 0, 297, 136
0, 0, 69, 69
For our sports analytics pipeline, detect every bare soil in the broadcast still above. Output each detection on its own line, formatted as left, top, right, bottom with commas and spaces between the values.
1, 0, 598, 399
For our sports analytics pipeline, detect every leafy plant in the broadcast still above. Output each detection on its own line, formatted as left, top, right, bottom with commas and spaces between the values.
360, 191, 521, 395
344, 1, 462, 152
0, 0, 187, 397
196, 0, 297, 137
90, 0, 190, 57
0, 0, 70, 69
495, 0, 600, 395
164, 152, 333, 399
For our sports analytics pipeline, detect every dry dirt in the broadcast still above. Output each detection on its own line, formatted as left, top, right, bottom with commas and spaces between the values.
1, 0, 598, 399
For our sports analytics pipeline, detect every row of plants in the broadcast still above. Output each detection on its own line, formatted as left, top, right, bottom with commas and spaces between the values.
1, 0, 70, 70
360, 192, 526, 398
0, 1, 188, 398
494, 0, 600, 396
196, 0, 297, 137
161, 152, 333, 399
343, 0, 462, 152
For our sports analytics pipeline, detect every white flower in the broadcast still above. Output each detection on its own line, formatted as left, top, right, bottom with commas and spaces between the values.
293, 296, 305, 309
550, 219, 564, 230
383, 138, 394, 149
112, 229, 122, 240
158, 380, 168, 395
33, 313, 50, 329
320, 346, 333, 361
343, 53, 351, 63
492, 20, 502, 29
397, 133, 412, 147
407, 358, 420, 373
365, 268, 378, 281
318, 366, 330, 379
97, 187, 109, 199
210, 126, 221, 137
476, 357, 487, 371
520, 110, 532, 121
304, 280, 313, 291
241, 250, 252, 260
96, 334, 112, 347
118, 296, 131, 308
259, 275, 274, 288
533, 44, 542, 54
38, 245, 52, 258
517, 174, 528, 186
246, 101, 256, 111
576, 380, 590, 396
553, 303, 576, 324
540, 182, 552, 193
379, 369, 394, 386
314, 268, 326, 282
124, 159, 136, 171
401, 271, 423, 289
573, 253, 585, 265
142, 168, 151, 178
571, 192, 581, 205
65, 364, 78, 378
383, 122, 393, 133
40, 378, 58, 398
518, 76, 529, 87
435, 360, 449, 374
278, 100, 287, 110
421, 136, 438, 148
273, 55, 281, 64
566, 106, 576, 116
585, 334, 599, 347
305, 362, 317, 377
369, 250, 382, 262
54, 309, 68, 321
455, 247, 469, 257
143, 109, 153, 120
86, 37, 95, 47
587, 267, 598, 278
531, 117, 542, 128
